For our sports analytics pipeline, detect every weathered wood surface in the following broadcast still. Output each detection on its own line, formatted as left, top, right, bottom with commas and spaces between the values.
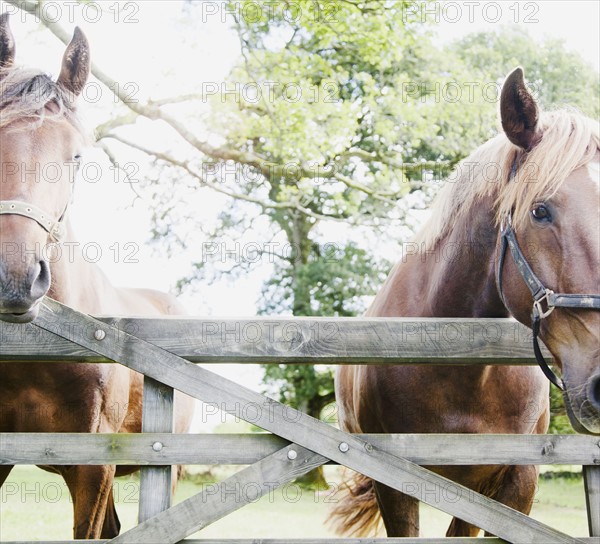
138, 378, 174, 523
2, 433, 598, 466
26, 300, 576, 543
0, 314, 551, 364
113, 444, 327, 544
584, 466, 600, 536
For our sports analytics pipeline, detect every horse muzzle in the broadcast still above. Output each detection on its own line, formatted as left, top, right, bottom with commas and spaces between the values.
563, 371, 600, 435
0, 303, 42, 323
0, 259, 50, 323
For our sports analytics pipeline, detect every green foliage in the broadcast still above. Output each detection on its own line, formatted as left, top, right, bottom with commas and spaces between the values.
258, 243, 390, 414
262, 363, 334, 412
452, 26, 600, 118
258, 241, 391, 488
548, 386, 575, 435
259, 244, 390, 443
260, 242, 391, 317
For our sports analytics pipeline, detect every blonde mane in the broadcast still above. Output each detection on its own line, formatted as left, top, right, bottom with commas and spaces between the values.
417, 109, 600, 249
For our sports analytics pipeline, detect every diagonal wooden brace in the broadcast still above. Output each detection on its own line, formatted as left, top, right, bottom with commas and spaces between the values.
112, 443, 327, 543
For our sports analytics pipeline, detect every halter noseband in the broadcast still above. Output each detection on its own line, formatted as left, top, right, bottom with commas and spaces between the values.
0, 200, 67, 242
496, 159, 600, 390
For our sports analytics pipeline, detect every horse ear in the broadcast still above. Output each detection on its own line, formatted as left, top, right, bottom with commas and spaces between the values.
57, 27, 90, 99
0, 13, 16, 70
500, 67, 540, 151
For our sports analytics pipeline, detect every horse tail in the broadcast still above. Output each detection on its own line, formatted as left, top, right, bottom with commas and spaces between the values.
170, 464, 187, 496
329, 471, 381, 536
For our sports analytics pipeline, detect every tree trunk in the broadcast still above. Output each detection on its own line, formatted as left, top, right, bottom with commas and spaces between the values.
276, 211, 331, 488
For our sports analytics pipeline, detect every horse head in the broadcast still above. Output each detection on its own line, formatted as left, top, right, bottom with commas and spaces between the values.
0, 14, 89, 322
497, 67, 600, 434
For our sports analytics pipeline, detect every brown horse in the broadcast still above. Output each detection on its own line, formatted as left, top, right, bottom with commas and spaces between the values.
0, 15, 193, 539
334, 68, 600, 537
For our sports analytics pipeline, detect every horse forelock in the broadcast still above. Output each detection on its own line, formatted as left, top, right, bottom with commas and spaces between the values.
497, 111, 600, 228
0, 67, 83, 133
417, 109, 600, 249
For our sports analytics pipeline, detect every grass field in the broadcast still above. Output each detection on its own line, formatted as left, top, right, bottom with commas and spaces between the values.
0, 465, 591, 540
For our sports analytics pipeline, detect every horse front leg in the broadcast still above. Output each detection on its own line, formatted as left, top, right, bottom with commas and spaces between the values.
61, 464, 119, 539
447, 464, 539, 537
482, 464, 539, 537
373, 481, 420, 536
100, 483, 121, 538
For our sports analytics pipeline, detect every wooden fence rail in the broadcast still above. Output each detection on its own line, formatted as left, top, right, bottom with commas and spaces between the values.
0, 315, 551, 364
1, 433, 598, 466
1, 300, 598, 544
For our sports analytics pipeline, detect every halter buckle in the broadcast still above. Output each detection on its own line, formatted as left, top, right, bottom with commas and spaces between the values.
533, 289, 556, 319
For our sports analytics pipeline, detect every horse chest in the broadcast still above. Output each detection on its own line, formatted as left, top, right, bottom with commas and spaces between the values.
354, 365, 545, 435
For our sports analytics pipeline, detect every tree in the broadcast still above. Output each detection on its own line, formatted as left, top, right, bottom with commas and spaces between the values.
451, 26, 600, 118
12, 0, 439, 488
259, 243, 390, 487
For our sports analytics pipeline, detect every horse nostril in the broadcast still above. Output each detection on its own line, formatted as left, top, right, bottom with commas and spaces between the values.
29, 259, 51, 300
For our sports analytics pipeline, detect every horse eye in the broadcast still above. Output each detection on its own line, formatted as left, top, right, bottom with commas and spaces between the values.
73, 154, 82, 163
531, 204, 551, 221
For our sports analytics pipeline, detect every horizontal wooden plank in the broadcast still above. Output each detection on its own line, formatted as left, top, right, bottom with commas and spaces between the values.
2, 433, 598, 466
0, 316, 551, 364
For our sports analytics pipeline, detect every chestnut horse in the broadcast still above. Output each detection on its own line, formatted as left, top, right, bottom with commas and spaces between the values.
334, 68, 600, 537
0, 15, 193, 539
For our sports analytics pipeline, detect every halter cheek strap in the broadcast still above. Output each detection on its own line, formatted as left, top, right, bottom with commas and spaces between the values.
0, 200, 67, 242
497, 219, 564, 390
496, 213, 600, 391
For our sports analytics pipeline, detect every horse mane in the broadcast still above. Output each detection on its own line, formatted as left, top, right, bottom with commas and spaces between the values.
0, 67, 83, 132
417, 109, 600, 249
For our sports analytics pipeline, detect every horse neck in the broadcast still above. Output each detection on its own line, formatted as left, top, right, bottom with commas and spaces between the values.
46, 222, 108, 312
368, 196, 508, 318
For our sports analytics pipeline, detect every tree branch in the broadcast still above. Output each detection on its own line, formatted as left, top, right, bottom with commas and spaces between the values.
340, 148, 452, 173
94, 112, 139, 139
10, 0, 419, 221
147, 93, 207, 107
102, 134, 353, 223
9, 2, 285, 174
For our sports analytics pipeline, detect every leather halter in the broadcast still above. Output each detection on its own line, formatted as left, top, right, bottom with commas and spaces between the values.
496, 160, 600, 390
0, 200, 68, 242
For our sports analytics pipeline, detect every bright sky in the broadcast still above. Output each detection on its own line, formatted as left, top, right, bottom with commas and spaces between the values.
1, 0, 598, 413
435, 1, 599, 71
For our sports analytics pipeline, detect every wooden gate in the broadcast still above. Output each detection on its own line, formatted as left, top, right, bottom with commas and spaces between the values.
1, 298, 599, 543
